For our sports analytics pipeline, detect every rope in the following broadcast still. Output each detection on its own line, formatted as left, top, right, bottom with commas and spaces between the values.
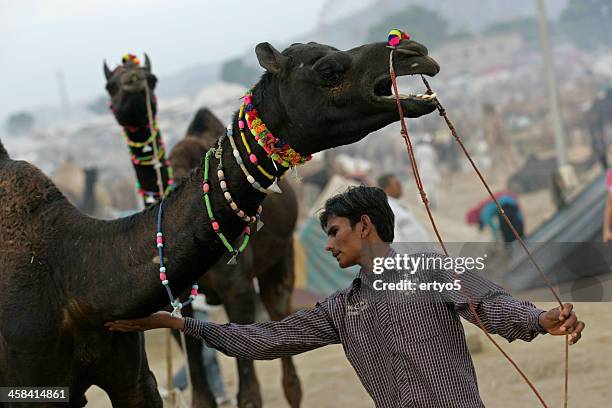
144, 83, 166, 198
388, 49, 568, 407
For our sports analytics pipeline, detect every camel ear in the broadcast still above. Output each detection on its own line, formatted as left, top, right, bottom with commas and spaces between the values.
255, 42, 287, 74
144, 53, 152, 73
103, 60, 112, 81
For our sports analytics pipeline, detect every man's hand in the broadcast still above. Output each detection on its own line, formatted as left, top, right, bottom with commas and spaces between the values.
105, 311, 185, 332
539, 303, 585, 345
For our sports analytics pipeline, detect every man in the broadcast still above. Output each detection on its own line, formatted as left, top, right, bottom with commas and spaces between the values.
107, 187, 585, 408
378, 174, 432, 242
466, 191, 524, 242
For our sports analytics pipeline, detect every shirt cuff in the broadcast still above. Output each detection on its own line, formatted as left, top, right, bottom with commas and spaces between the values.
529, 308, 548, 335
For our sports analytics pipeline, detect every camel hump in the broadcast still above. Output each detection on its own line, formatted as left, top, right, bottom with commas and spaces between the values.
185, 107, 225, 141
0, 138, 8, 160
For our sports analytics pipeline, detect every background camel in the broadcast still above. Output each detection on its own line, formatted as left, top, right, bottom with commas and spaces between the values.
0, 38, 439, 407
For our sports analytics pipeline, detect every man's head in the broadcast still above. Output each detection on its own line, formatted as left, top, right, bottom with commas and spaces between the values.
378, 174, 402, 199
319, 186, 394, 268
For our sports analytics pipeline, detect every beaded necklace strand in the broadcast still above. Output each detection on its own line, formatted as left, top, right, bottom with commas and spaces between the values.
227, 123, 281, 195
203, 146, 252, 265
156, 200, 198, 317
238, 103, 275, 181
216, 132, 263, 224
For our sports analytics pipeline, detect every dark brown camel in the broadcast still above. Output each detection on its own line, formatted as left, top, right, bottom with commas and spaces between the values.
105, 55, 300, 407
0, 39, 439, 407
170, 108, 301, 408
104, 53, 173, 207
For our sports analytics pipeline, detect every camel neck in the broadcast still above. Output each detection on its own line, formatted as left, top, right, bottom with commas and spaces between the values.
89, 106, 292, 319
123, 123, 174, 206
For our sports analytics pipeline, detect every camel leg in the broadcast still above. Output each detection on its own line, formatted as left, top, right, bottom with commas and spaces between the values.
216, 270, 262, 408
170, 304, 217, 408
258, 244, 302, 408
93, 332, 162, 408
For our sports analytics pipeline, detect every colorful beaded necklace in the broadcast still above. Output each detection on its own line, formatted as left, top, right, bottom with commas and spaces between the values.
227, 123, 282, 195
202, 143, 253, 265
243, 90, 312, 168
156, 200, 198, 317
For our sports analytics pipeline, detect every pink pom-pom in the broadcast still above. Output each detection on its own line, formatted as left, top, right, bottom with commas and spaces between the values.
203, 183, 210, 193
244, 95, 252, 104
239, 120, 245, 130
159, 273, 167, 281
190, 289, 198, 296
244, 226, 251, 234
249, 154, 258, 164
156, 237, 163, 245
389, 37, 401, 47
212, 221, 219, 231
168, 179, 174, 186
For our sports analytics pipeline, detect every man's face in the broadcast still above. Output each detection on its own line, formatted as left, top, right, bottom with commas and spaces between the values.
324, 215, 363, 268
384, 176, 402, 199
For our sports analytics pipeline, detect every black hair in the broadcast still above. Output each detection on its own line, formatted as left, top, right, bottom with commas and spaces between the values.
319, 186, 394, 242
377, 173, 396, 189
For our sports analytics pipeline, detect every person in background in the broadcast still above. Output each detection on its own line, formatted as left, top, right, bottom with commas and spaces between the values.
466, 191, 525, 242
413, 133, 440, 210
604, 168, 612, 243
378, 174, 432, 243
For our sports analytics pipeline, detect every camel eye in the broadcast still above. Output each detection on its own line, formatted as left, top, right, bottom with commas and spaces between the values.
316, 65, 341, 84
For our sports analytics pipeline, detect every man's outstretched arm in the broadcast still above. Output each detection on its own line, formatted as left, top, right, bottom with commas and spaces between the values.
106, 297, 341, 360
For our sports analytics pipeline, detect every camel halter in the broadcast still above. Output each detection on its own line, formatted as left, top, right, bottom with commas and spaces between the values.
387, 33, 569, 408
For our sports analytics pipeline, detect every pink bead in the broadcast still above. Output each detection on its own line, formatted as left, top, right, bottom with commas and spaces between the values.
244, 96, 252, 104
237, 210, 245, 218
203, 183, 209, 193
191, 289, 198, 296
389, 37, 401, 47
159, 273, 167, 281
244, 226, 251, 234
168, 179, 174, 185
249, 154, 258, 164
156, 237, 163, 245
238, 120, 245, 130
212, 221, 219, 231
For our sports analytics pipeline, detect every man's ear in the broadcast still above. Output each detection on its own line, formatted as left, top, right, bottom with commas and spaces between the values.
255, 42, 287, 74
360, 215, 373, 238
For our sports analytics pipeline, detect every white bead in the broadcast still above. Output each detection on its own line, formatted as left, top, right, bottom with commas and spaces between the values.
162, 280, 169, 285
156, 232, 163, 237
230, 202, 238, 210
224, 192, 232, 201
233, 150, 240, 158
159, 267, 166, 273
247, 175, 255, 184
220, 180, 227, 190
157, 243, 163, 248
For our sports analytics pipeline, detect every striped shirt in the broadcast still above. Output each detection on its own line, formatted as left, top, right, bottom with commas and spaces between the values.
184, 250, 546, 407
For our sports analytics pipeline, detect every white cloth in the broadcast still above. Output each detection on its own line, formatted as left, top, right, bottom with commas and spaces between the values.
387, 196, 432, 243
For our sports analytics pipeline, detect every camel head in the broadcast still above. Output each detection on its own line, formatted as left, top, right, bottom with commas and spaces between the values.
104, 53, 157, 128
250, 38, 440, 156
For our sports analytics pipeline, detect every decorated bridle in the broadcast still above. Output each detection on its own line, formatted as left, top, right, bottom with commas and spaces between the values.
386, 29, 569, 408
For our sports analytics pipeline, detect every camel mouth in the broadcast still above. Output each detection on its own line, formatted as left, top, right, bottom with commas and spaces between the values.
371, 55, 439, 113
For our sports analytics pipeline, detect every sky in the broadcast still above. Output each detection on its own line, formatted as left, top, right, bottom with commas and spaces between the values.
0, 0, 331, 122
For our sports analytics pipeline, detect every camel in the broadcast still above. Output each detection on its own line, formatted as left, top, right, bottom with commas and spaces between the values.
105, 54, 301, 407
104, 53, 173, 207
0, 38, 439, 407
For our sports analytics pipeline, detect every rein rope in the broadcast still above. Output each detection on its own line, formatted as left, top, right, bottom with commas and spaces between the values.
388, 48, 569, 408
144, 83, 167, 199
